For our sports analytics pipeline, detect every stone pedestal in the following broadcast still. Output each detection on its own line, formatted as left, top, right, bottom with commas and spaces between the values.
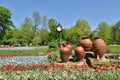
88, 58, 110, 67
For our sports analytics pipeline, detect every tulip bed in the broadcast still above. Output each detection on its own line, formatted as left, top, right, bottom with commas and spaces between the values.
0, 46, 120, 80
0, 55, 120, 80
0, 56, 48, 66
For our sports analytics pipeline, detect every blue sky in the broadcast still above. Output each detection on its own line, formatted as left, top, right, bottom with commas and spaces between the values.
0, 0, 120, 30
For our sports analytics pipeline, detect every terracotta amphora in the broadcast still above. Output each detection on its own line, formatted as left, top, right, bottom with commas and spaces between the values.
93, 37, 106, 59
59, 43, 71, 62
80, 36, 92, 51
66, 41, 72, 54
75, 44, 85, 62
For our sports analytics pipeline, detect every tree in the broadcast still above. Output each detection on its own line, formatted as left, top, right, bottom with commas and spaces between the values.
0, 6, 14, 44
2, 27, 15, 45
32, 11, 42, 44
64, 27, 81, 43
63, 19, 92, 43
48, 18, 58, 41
19, 17, 34, 46
40, 16, 49, 45
0, 6, 14, 32
39, 28, 49, 45
111, 21, 120, 43
14, 12, 49, 46
64, 19, 91, 43
74, 19, 92, 37
97, 22, 111, 44
42, 16, 48, 29
32, 31, 41, 46
13, 29, 26, 46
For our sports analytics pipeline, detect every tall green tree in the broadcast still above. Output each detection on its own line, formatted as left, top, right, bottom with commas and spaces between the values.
16, 13, 49, 46
40, 16, 49, 45
111, 21, 120, 43
74, 19, 92, 37
48, 18, 58, 41
19, 17, 34, 46
32, 31, 41, 46
64, 27, 81, 43
9, 28, 23, 46
97, 22, 111, 44
39, 28, 49, 45
42, 16, 48, 29
63, 19, 91, 43
2, 27, 15, 45
0, 6, 14, 44
64, 19, 92, 43
32, 11, 42, 44
0, 6, 14, 32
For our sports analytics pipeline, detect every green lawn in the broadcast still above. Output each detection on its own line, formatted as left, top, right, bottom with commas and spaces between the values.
0, 48, 48, 56
0, 45, 120, 56
107, 45, 120, 53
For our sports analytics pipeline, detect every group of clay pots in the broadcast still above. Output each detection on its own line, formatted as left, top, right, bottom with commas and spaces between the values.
59, 37, 106, 63
80, 37, 106, 59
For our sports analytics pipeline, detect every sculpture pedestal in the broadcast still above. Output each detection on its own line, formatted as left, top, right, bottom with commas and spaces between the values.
88, 58, 119, 67
55, 59, 88, 68
88, 58, 110, 67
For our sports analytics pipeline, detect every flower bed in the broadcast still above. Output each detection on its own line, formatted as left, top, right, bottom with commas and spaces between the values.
0, 63, 120, 79
0, 56, 48, 66
0, 48, 120, 79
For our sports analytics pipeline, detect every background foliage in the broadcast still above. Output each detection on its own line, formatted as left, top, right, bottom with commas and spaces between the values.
0, 6, 120, 47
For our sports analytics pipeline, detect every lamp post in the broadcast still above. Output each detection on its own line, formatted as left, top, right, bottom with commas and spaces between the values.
56, 23, 63, 48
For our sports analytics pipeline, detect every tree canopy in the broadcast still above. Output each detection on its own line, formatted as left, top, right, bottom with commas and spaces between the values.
97, 22, 111, 44
63, 19, 92, 43
111, 21, 120, 43
74, 19, 92, 37
0, 6, 120, 46
0, 6, 14, 32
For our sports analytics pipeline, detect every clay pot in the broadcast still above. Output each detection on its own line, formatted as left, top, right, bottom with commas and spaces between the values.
59, 43, 71, 62
75, 44, 85, 62
93, 37, 106, 59
66, 41, 72, 54
80, 37, 92, 51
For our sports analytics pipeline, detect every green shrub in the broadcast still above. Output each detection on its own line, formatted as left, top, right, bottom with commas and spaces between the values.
48, 41, 58, 50
48, 52, 59, 64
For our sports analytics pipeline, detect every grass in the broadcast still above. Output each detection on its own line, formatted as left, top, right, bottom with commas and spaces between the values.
0, 48, 49, 56
0, 45, 120, 56
107, 45, 120, 53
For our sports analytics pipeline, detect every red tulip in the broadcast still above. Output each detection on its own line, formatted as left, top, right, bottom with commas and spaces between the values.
103, 66, 108, 71
67, 69, 72, 75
